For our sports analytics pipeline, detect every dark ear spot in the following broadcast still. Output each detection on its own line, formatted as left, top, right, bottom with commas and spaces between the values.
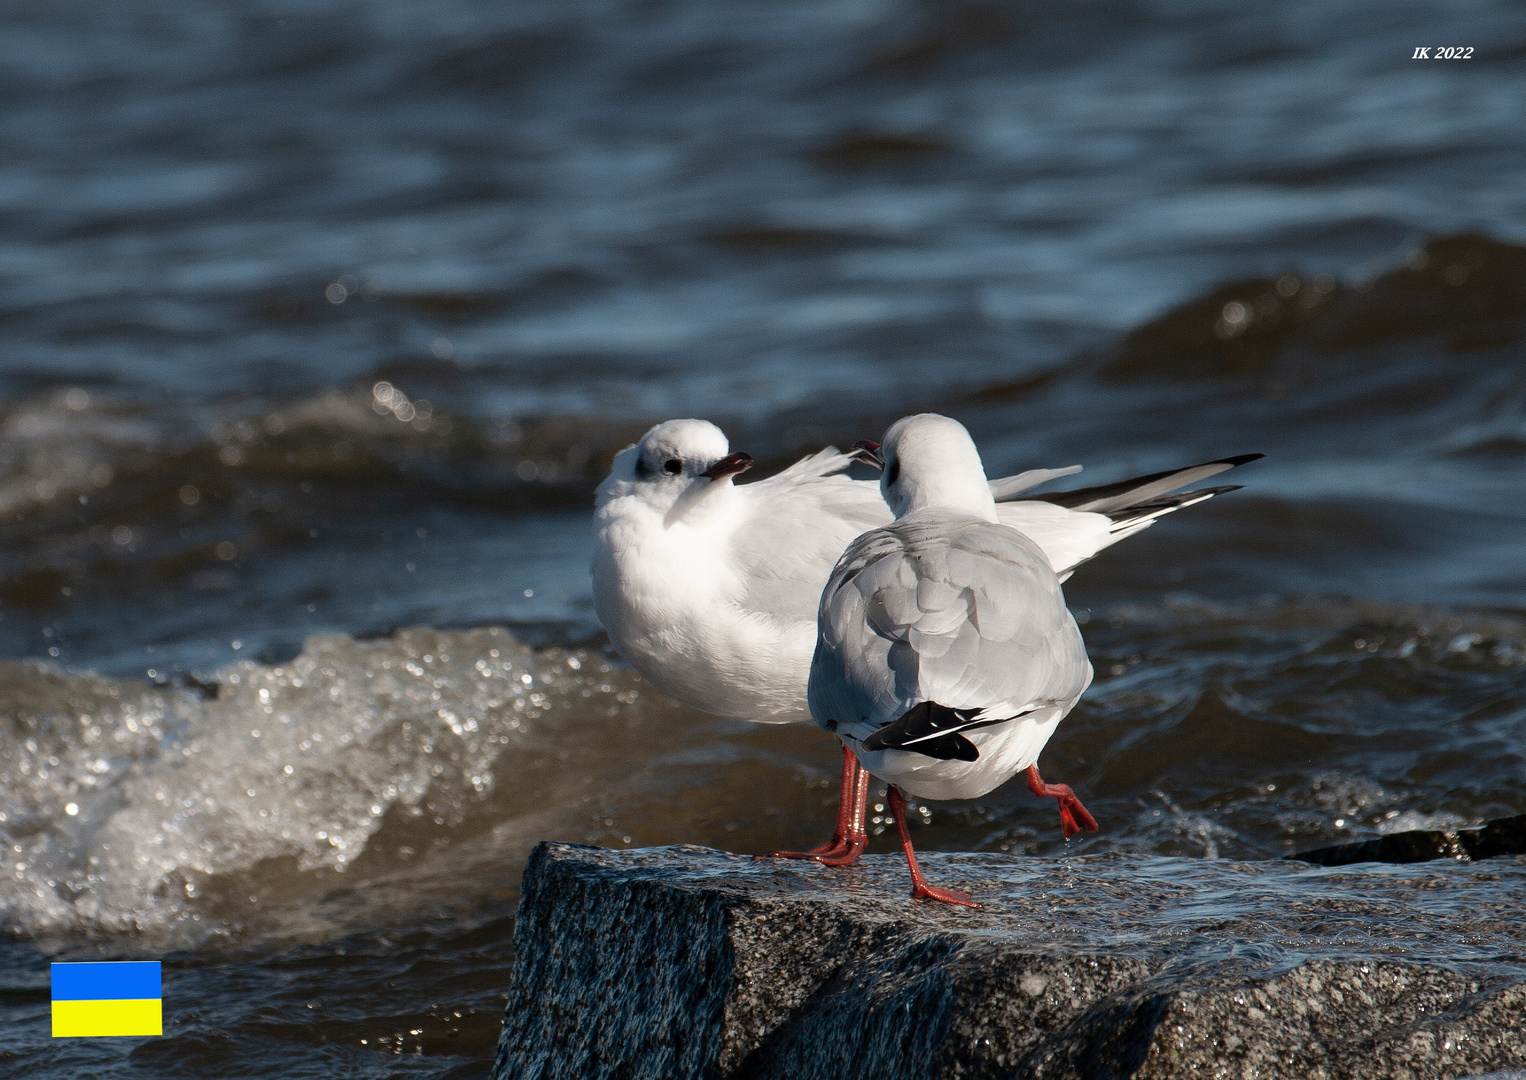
664, 458, 682, 474
884, 457, 900, 486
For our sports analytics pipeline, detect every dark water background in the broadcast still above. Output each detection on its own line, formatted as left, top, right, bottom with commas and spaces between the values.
2, 1, 1526, 1076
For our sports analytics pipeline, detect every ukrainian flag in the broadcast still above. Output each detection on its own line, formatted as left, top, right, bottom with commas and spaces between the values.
51, 961, 162, 1037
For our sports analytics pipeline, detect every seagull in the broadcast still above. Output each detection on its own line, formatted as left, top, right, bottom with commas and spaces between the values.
808, 413, 1096, 907
591, 418, 1258, 862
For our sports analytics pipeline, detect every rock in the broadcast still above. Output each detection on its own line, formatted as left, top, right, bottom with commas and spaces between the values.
493, 843, 1526, 1080
1291, 813, 1526, 867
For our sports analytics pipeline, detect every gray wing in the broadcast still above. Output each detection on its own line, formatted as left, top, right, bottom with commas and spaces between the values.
730, 449, 890, 624
808, 516, 1092, 743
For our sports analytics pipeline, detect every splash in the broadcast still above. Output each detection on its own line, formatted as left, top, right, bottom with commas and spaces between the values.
0, 627, 645, 940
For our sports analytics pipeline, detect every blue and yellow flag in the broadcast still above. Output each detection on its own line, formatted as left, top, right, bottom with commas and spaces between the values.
51, 961, 162, 1037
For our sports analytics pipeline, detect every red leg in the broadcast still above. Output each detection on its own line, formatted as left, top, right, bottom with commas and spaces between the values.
1027, 764, 1098, 839
760, 746, 869, 866
887, 786, 978, 908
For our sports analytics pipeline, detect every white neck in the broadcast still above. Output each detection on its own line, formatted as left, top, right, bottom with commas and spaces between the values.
663, 475, 739, 528
892, 471, 997, 521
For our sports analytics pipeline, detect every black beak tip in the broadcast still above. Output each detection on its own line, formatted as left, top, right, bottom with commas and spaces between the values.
701, 452, 753, 479
851, 440, 884, 469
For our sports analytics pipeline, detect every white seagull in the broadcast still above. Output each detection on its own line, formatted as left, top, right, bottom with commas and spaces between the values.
808, 413, 1095, 907
591, 418, 1258, 861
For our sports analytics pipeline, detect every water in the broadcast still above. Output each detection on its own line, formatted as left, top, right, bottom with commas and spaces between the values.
2, 0, 1525, 1075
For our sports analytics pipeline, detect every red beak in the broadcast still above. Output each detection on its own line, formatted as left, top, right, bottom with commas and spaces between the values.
701, 452, 753, 480
851, 440, 883, 469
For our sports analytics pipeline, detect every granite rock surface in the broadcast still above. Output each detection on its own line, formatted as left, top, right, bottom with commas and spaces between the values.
1293, 813, 1526, 868
493, 842, 1526, 1080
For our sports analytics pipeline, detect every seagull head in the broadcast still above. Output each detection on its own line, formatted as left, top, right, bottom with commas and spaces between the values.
597, 419, 753, 524
877, 413, 996, 522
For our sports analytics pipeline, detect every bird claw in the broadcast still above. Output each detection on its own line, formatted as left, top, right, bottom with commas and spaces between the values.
757, 746, 870, 865
758, 837, 865, 866
811, 839, 865, 866
1028, 765, 1098, 839
911, 883, 980, 908
1059, 796, 1098, 839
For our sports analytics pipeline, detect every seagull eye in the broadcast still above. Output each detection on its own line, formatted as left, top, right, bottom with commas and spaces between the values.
884, 458, 900, 485
664, 458, 683, 474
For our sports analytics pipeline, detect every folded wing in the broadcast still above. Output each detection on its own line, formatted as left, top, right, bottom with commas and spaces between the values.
729, 448, 892, 622
809, 517, 1092, 749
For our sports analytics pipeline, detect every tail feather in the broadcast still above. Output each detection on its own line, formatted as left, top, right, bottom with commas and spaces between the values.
1105, 483, 1243, 532
860, 701, 1037, 761
1018, 453, 1262, 515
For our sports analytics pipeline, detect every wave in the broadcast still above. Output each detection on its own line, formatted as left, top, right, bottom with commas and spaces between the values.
4, 232, 1523, 536
0, 381, 649, 524
0, 627, 658, 942
1102, 233, 1526, 381
5, 596, 1524, 944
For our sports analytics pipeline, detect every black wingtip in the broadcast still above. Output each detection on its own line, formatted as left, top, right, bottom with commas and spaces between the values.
861, 701, 985, 761
1104, 484, 1245, 524
1022, 454, 1263, 512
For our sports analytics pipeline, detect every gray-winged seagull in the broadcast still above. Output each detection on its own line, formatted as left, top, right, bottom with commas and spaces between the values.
808, 413, 1101, 906
591, 418, 1259, 866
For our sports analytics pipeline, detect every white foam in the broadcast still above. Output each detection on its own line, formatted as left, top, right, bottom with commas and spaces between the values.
0, 627, 644, 939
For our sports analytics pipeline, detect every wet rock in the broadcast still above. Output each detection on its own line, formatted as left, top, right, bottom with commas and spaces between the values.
493, 842, 1526, 1080
1291, 812, 1526, 867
